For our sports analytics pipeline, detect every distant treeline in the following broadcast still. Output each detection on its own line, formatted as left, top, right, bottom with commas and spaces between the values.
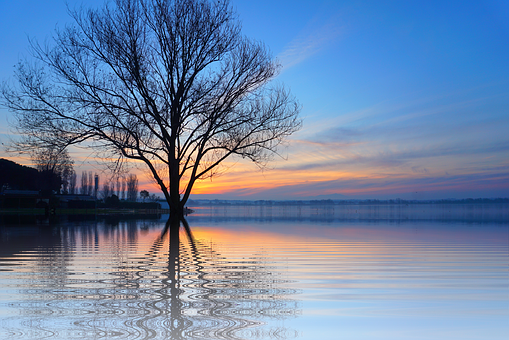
187, 198, 509, 206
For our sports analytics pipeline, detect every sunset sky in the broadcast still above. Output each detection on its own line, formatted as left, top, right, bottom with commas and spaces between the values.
1, 0, 508, 200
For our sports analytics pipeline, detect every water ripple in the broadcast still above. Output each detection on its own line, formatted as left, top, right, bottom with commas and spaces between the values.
0, 214, 507, 340
1, 221, 302, 339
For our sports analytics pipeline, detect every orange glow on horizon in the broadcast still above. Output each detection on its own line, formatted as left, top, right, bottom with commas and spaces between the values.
4, 141, 508, 199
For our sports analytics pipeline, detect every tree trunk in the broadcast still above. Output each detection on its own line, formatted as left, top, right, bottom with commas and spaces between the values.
169, 161, 183, 218
169, 119, 183, 218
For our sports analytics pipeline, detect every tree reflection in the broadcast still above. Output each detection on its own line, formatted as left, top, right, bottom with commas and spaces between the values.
0, 217, 299, 339
144, 217, 300, 339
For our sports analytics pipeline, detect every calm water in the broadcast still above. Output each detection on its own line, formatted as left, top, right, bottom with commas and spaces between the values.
0, 204, 507, 340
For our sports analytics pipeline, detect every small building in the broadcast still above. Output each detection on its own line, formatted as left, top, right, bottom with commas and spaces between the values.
0, 190, 41, 209
56, 194, 96, 209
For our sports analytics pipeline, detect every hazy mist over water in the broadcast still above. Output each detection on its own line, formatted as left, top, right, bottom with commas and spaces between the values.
0, 204, 507, 339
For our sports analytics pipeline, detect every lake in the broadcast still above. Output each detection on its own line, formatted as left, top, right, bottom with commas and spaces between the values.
0, 204, 507, 339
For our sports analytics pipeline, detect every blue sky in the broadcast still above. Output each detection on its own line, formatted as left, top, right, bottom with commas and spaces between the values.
1, 0, 508, 199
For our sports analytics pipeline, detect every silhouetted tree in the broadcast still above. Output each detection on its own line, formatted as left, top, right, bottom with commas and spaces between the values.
121, 177, 126, 200
68, 170, 77, 194
88, 172, 93, 195
105, 194, 120, 207
80, 171, 88, 195
1, 0, 301, 218
140, 190, 149, 202
101, 183, 112, 200
116, 177, 121, 197
110, 181, 115, 198
126, 174, 138, 202
31, 146, 74, 194
61, 167, 74, 194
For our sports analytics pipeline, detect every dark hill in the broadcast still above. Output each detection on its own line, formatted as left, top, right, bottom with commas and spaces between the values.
0, 158, 40, 191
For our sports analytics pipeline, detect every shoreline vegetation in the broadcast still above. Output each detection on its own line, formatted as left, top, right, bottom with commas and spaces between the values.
186, 198, 509, 206
0, 207, 194, 216
0, 208, 171, 215
0, 198, 507, 216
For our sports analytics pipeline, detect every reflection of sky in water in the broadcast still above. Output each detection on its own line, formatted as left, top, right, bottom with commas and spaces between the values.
0, 220, 299, 339
182, 204, 508, 340
0, 205, 507, 340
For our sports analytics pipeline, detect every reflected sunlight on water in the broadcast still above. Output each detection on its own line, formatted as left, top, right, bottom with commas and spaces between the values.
0, 204, 507, 340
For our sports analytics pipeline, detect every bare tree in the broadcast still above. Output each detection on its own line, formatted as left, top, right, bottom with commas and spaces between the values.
80, 171, 88, 195
1, 0, 301, 218
121, 177, 126, 200
126, 174, 138, 202
88, 171, 93, 196
110, 181, 115, 198
31, 145, 74, 194
116, 177, 121, 197
61, 167, 74, 194
101, 183, 112, 200
69, 170, 77, 194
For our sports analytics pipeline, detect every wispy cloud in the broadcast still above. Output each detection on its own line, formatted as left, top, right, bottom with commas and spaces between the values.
193, 166, 509, 200
277, 12, 344, 70
282, 137, 509, 172
307, 84, 509, 136
283, 84, 509, 180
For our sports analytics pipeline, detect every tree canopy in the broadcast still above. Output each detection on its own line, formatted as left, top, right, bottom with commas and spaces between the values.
32, 146, 74, 194
1, 0, 301, 217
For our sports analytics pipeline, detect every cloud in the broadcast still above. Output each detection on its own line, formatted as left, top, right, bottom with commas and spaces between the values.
306, 83, 509, 143
285, 83, 509, 182
411, 166, 429, 174
311, 127, 364, 144
282, 138, 509, 172
196, 167, 509, 200
277, 12, 344, 70
149, 83, 509, 200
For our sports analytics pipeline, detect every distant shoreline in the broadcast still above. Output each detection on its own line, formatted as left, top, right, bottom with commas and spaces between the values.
185, 198, 509, 206
1, 198, 507, 216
